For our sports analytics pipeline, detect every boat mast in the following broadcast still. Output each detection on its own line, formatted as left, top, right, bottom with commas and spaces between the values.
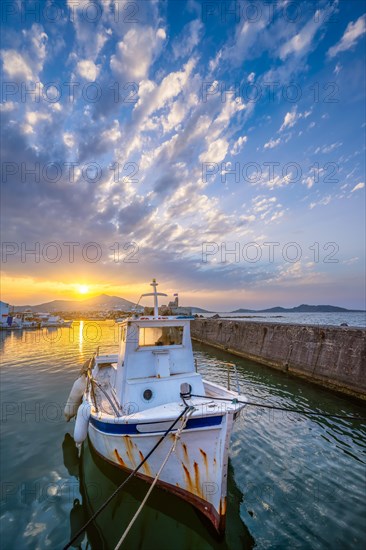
140, 279, 167, 316
151, 278, 159, 317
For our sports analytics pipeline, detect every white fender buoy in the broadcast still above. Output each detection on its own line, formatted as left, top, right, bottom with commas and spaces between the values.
74, 401, 91, 445
64, 375, 87, 421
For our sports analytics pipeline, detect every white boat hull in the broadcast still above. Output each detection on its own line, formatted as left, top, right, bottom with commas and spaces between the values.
87, 409, 237, 532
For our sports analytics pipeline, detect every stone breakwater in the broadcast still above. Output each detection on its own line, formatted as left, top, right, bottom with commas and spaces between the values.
191, 320, 366, 400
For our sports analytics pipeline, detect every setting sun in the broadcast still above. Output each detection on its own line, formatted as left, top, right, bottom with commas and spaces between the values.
77, 285, 90, 295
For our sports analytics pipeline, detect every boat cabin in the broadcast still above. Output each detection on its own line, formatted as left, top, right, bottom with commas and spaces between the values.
92, 280, 205, 412
113, 315, 204, 411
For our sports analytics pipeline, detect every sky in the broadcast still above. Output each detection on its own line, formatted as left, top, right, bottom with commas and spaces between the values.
0, 0, 365, 310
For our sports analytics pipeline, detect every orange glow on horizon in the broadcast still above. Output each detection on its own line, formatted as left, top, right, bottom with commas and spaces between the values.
0, 273, 146, 306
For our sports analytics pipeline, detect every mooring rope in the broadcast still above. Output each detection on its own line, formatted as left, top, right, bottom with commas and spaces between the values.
190, 394, 366, 421
63, 405, 191, 550
114, 407, 194, 549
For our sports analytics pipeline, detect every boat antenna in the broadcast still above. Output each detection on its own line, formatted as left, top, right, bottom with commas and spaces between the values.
139, 278, 167, 317
151, 279, 159, 317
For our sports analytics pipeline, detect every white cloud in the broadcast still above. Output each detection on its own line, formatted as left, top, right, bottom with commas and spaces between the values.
21, 124, 34, 135
309, 195, 332, 209
252, 196, 277, 214
76, 59, 100, 81
304, 177, 315, 189
21, 109, 51, 135
261, 173, 292, 190
199, 138, 229, 163
342, 257, 359, 265
279, 11, 324, 59
173, 19, 202, 59
131, 58, 197, 139
264, 137, 281, 149
110, 27, 166, 81
279, 108, 298, 132
66, 0, 109, 60
0, 50, 34, 80
26, 111, 51, 125
231, 135, 248, 155
314, 142, 343, 154
250, 195, 284, 224
101, 120, 121, 143
328, 15, 366, 58
0, 24, 48, 81
268, 210, 284, 223
63, 132, 75, 148
49, 102, 62, 112
0, 101, 17, 112
351, 182, 365, 193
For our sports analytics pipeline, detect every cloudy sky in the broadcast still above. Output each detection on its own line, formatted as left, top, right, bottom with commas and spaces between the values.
1, 0, 365, 309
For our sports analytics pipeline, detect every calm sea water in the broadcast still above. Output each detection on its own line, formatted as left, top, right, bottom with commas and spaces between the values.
202, 312, 366, 327
1, 321, 365, 549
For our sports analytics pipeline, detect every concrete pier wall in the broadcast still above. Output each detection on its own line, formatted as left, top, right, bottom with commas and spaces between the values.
191, 320, 366, 400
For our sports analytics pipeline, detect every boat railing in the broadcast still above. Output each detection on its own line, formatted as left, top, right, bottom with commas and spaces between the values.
226, 362, 241, 394
195, 359, 241, 395
85, 353, 121, 416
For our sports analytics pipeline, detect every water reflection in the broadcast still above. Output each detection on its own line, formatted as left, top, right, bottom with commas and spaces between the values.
78, 321, 84, 354
62, 435, 255, 550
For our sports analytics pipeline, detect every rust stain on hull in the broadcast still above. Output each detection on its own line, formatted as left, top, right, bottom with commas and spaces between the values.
123, 435, 136, 468
182, 462, 195, 494
199, 448, 209, 477
182, 461, 203, 499
114, 449, 127, 468
193, 461, 202, 498
138, 450, 152, 477
219, 496, 227, 516
182, 442, 189, 463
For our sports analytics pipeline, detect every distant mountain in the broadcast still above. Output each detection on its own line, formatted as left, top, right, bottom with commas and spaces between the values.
9, 296, 364, 314
231, 304, 363, 313
12, 294, 138, 312
188, 306, 213, 314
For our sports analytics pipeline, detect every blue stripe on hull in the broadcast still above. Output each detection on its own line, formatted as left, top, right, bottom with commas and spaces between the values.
89, 415, 222, 435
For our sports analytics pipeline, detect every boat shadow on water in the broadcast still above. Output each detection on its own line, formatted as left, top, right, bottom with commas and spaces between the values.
62, 433, 255, 550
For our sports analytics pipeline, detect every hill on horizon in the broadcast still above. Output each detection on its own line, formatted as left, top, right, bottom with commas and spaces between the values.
12, 294, 138, 312
8, 295, 363, 314
231, 304, 364, 313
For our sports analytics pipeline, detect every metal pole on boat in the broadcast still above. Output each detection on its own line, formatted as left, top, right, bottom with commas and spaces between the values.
150, 278, 159, 317
233, 364, 241, 395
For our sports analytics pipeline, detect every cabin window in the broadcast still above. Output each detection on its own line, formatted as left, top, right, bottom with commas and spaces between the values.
138, 326, 184, 347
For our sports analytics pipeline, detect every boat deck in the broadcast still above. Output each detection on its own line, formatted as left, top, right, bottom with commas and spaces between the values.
91, 364, 246, 422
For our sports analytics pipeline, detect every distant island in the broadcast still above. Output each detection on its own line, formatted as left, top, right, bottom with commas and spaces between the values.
8, 295, 364, 314
230, 304, 365, 314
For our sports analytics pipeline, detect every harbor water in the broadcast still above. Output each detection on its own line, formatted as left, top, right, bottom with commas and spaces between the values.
1, 322, 365, 549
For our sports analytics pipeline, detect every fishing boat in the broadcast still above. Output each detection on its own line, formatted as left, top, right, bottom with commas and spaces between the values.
65, 280, 246, 534
40, 314, 73, 327
0, 301, 23, 330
